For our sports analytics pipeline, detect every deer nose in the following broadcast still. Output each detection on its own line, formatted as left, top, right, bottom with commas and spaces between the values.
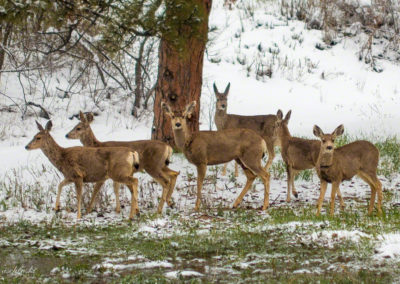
327, 146, 333, 150
175, 123, 181, 127
134, 163, 139, 170
221, 104, 226, 108
25, 145, 29, 150
65, 134, 69, 138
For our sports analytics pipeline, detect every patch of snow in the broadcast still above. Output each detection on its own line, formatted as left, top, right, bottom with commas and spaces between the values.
165, 270, 204, 279
374, 233, 400, 261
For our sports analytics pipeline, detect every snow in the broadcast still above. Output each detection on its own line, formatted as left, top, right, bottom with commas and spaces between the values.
165, 270, 204, 279
374, 233, 400, 261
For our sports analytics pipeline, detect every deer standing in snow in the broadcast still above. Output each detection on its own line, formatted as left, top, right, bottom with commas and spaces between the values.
65, 112, 179, 214
313, 124, 382, 216
213, 82, 280, 177
162, 100, 270, 211
26, 120, 140, 219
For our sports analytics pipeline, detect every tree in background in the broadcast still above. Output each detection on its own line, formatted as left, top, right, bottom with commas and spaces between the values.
151, 0, 212, 146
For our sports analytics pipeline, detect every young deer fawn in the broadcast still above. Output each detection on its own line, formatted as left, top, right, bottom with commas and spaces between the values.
162, 100, 270, 211
66, 112, 179, 214
26, 120, 140, 219
313, 124, 382, 216
213, 82, 280, 177
274, 110, 345, 204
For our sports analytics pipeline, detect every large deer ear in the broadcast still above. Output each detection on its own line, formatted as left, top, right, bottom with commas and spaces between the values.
276, 109, 283, 121
36, 120, 44, 131
161, 101, 173, 117
284, 110, 292, 122
224, 82, 231, 95
183, 101, 197, 119
332, 124, 344, 138
313, 125, 324, 138
213, 82, 219, 94
79, 111, 87, 123
86, 113, 94, 123
45, 120, 53, 131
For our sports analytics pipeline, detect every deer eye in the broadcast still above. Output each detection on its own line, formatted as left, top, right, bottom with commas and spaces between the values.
332, 139, 335, 143
322, 139, 326, 143
36, 137, 41, 140
77, 127, 81, 131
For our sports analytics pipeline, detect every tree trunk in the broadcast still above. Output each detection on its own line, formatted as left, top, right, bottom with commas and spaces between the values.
0, 23, 12, 77
152, 0, 212, 147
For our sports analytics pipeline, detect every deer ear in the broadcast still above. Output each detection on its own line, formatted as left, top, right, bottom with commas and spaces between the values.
313, 125, 324, 138
184, 101, 197, 119
79, 111, 87, 123
332, 124, 344, 137
284, 110, 292, 122
36, 120, 44, 131
224, 82, 231, 95
276, 109, 283, 120
45, 120, 53, 131
161, 101, 173, 116
213, 82, 219, 94
86, 113, 94, 123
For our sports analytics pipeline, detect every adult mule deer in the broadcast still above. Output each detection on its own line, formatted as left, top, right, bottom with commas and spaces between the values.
274, 110, 345, 204
162, 100, 270, 211
213, 82, 280, 177
26, 120, 140, 219
313, 124, 382, 216
65, 112, 179, 214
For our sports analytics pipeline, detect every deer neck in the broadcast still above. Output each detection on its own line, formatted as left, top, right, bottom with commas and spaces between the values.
80, 128, 102, 147
40, 135, 65, 167
318, 150, 334, 168
279, 125, 292, 150
214, 109, 227, 129
172, 124, 192, 151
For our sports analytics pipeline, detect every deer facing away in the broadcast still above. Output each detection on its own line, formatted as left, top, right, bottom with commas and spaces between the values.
65, 112, 179, 214
313, 124, 382, 216
25, 121, 140, 219
274, 110, 345, 205
162, 100, 270, 211
213, 82, 280, 177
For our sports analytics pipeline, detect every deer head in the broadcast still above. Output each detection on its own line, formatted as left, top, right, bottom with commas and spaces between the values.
313, 124, 344, 166
65, 111, 94, 139
273, 109, 291, 143
25, 121, 53, 150
161, 101, 196, 131
213, 82, 230, 111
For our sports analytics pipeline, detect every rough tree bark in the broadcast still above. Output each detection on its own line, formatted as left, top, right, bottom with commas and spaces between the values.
152, 0, 212, 147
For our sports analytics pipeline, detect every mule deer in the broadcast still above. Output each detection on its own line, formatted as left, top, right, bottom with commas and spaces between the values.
313, 124, 382, 216
25, 120, 140, 219
162, 101, 270, 211
213, 82, 280, 177
65, 112, 179, 214
274, 110, 345, 205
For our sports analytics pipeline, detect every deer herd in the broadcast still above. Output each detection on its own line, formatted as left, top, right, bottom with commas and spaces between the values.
25, 83, 383, 220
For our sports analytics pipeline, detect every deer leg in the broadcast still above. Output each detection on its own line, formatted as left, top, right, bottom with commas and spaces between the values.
330, 182, 340, 216
260, 171, 271, 211
124, 177, 139, 220
74, 179, 83, 219
195, 164, 207, 212
113, 182, 121, 213
263, 141, 275, 171
359, 172, 381, 216
153, 174, 170, 214
286, 165, 292, 202
87, 181, 105, 214
54, 179, 71, 211
221, 163, 228, 176
291, 170, 299, 199
164, 168, 179, 207
335, 186, 345, 211
232, 168, 256, 208
316, 180, 328, 216
375, 177, 383, 216
234, 162, 239, 177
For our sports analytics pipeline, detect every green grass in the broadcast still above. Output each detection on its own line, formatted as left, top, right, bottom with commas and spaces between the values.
1, 201, 400, 283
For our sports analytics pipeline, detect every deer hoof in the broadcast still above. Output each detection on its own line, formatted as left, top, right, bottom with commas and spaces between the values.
294, 192, 298, 198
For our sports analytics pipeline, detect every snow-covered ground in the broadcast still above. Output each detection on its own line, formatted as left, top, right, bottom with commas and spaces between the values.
1, 0, 400, 280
